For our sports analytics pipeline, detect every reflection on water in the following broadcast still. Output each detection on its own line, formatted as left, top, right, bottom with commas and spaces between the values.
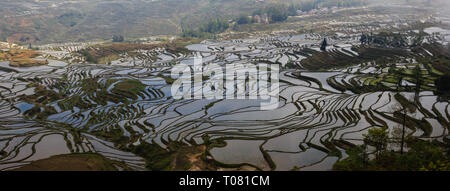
0, 31, 449, 171
15, 102, 34, 113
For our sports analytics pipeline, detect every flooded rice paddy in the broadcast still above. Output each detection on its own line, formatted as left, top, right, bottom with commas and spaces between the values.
1, 29, 449, 171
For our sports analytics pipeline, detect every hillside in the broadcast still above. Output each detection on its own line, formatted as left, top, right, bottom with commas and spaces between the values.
0, 0, 278, 44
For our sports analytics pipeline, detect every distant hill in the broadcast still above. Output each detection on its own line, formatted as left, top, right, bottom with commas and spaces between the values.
0, 0, 274, 44
4, 0, 441, 44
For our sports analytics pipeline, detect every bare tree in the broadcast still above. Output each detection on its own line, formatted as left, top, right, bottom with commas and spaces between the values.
413, 65, 423, 103
390, 97, 415, 154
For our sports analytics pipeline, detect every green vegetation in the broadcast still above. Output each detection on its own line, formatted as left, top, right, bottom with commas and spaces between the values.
0, 49, 48, 67
296, 0, 349, 12
265, 4, 289, 23
394, 93, 416, 112
0, 0, 372, 44
304, 39, 450, 96
157, 73, 176, 84
91, 128, 131, 150
129, 142, 175, 171
2, 0, 449, 172
320, 38, 328, 51
435, 75, 450, 95
363, 127, 389, 160
112, 35, 125, 42
182, 18, 230, 38
78, 43, 160, 64
237, 15, 251, 25
57, 12, 84, 28
0, 0, 272, 43
12, 153, 130, 171
333, 128, 450, 171
128, 141, 212, 171
233, 0, 367, 27
9, 59, 48, 67
110, 79, 146, 100
21, 83, 62, 120
78, 38, 193, 64
198, 18, 230, 34
360, 32, 410, 48
299, 45, 409, 71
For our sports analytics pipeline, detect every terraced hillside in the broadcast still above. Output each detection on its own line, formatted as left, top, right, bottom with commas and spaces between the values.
1, 2, 450, 170
1, 20, 449, 170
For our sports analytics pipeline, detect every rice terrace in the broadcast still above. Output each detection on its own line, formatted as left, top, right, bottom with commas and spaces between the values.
0, 0, 449, 171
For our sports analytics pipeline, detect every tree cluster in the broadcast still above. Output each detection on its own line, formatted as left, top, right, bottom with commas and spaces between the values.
182, 18, 230, 38
360, 32, 410, 48
112, 35, 124, 42
333, 126, 450, 171
435, 75, 450, 94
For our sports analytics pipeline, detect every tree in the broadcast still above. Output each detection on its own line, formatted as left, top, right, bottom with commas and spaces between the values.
288, 3, 298, 16
435, 75, 450, 94
237, 15, 250, 25
266, 4, 288, 23
199, 18, 229, 34
363, 127, 389, 160
320, 38, 328, 51
397, 75, 403, 91
360, 33, 367, 45
413, 65, 422, 101
182, 18, 229, 38
113, 35, 124, 42
391, 123, 412, 155
390, 98, 416, 155
300, 0, 315, 12
367, 32, 373, 44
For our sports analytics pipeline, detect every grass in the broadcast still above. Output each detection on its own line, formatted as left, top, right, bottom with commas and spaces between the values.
369, 77, 383, 86
12, 153, 129, 171
111, 79, 146, 100
0, 49, 48, 67
78, 43, 160, 64
394, 93, 416, 112
127, 141, 212, 171
157, 73, 176, 84
9, 59, 48, 67
298, 46, 409, 71
0, 49, 40, 61
78, 38, 196, 64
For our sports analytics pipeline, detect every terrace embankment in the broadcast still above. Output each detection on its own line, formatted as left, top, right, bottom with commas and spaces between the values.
0, 49, 48, 67
12, 153, 129, 171
77, 38, 199, 64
